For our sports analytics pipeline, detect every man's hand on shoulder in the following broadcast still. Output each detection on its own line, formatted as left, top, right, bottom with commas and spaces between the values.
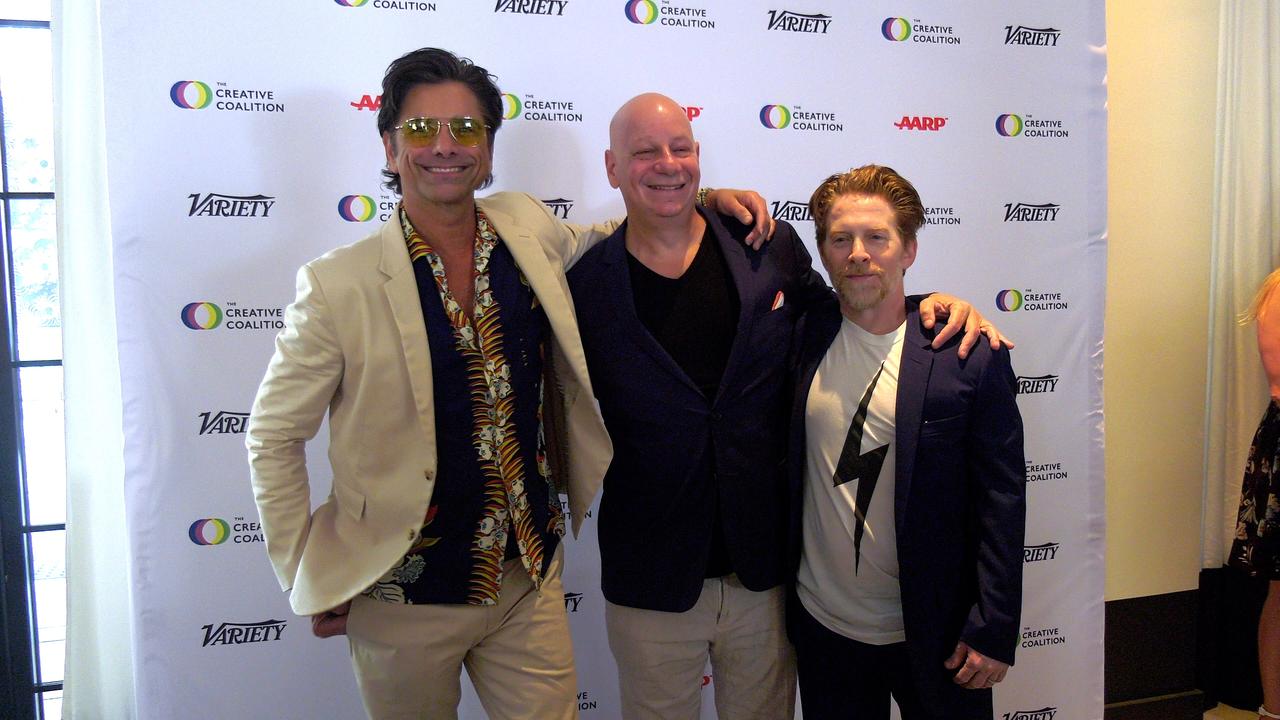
920, 293, 1015, 359
310, 600, 352, 638
945, 641, 1009, 689
704, 188, 777, 249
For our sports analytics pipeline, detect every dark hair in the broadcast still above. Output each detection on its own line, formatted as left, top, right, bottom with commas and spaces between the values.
377, 48, 503, 194
809, 164, 924, 246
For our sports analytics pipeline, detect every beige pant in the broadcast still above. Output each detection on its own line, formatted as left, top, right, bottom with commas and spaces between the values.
346, 546, 576, 720
605, 576, 796, 720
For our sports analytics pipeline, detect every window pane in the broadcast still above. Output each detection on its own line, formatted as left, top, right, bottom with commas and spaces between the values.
21, 366, 63, 526
9, 199, 60, 361
41, 690, 61, 720
30, 528, 64, 685
0, 3, 51, 21
0, 27, 54, 192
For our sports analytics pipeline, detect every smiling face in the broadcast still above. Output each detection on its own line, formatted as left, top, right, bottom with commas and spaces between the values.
605, 94, 700, 223
382, 81, 493, 215
819, 193, 918, 328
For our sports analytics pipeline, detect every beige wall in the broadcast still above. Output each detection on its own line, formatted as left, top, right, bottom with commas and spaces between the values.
1104, 3, 1219, 600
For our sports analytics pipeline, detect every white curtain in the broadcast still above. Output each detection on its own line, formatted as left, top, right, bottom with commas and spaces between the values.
55, 0, 136, 716
1204, 3, 1280, 568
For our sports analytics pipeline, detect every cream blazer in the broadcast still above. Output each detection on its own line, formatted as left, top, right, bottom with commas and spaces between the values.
246, 192, 616, 616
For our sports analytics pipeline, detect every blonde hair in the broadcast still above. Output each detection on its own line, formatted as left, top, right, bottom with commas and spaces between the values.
1242, 267, 1280, 324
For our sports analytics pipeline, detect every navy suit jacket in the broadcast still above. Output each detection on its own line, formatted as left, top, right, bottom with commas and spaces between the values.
568, 208, 829, 612
786, 294, 1026, 709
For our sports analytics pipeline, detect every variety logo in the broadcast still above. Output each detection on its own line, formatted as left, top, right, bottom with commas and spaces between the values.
171, 80, 284, 113
351, 93, 382, 111
1004, 202, 1060, 222
542, 198, 574, 219
767, 10, 831, 34
893, 115, 947, 131
201, 619, 286, 647
199, 410, 250, 435
625, 0, 716, 29
1004, 25, 1061, 46
996, 113, 1069, 138
882, 17, 960, 44
170, 81, 212, 109
190, 516, 265, 545
334, 0, 436, 11
924, 206, 960, 226
1021, 625, 1067, 649
1016, 374, 1060, 394
564, 591, 584, 612
181, 301, 284, 331
501, 92, 582, 122
188, 192, 276, 218
495, 0, 567, 14
996, 288, 1069, 312
1026, 460, 1068, 483
339, 195, 377, 222
771, 200, 812, 222
1004, 709, 1058, 720
759, 104, 843, 132
1024, 542, 1060, 562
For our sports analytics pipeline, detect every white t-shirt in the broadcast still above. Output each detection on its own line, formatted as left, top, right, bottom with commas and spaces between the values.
797, 318, 906, 645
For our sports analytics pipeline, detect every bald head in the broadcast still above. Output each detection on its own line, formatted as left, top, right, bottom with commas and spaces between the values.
605, 93, 701, 222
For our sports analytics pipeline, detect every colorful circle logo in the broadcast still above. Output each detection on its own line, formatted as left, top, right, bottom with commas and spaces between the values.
181, 302, 223, 330
996, 114, 1024, 137
759, 104, 792, 129
334, 0, 368, 6
995, 289, 1024, 312
170, 81, 212, 110
338, 195, 376, 222
189, 518, 230, 545
502, 93, 523, 120
624, 0, 658, 24
881, 17, 911, 41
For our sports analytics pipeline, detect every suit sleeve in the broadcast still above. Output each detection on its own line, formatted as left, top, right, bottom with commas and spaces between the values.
517, 195, 621, 270
959, 346, 1026, 665
246, 264, 345, 595
776, 222, 832, 313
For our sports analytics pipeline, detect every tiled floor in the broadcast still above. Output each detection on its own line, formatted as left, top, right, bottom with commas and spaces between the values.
1207, 703, 1260, 719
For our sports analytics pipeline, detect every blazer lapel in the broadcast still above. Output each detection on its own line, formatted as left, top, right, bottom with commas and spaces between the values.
377, 218, 436, 441
706, 208, 767, 403
894, 305, 934, 533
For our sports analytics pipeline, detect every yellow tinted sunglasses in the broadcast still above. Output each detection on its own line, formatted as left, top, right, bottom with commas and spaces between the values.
394, 116, 491, 147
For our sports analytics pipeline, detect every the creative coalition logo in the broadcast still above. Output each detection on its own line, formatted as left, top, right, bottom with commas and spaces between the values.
1004, 202, 1060, 222
542, 198, 574, 219
924, 206, 960, 226
495, 0, 567, 15
199, 410, 250, 435
893, 115, 947, 132
1024, 542, 1060, 562
881, 17, 960, 44
996, 288, 1069, 313
170, 81, 284, 113
339, 195, 377, 222
334, 0, 436, 12
564, 591, 584, 612
188, 193, 275, 218
625, 0, 716, 29
1026, 460, 1068, 483
351, 93, 381, 111
1004, 709, 1058, 720
502, 92, 582, 122
1005, 25, 1062, 46
189, 516, 264, 545
181, 301, 284, 331
766, 9, 831, 34
201, 619, 286, 647
1022, 625, 1067, 649
1016, 374, 1059, 395
996, 113, 1069, 138
557, 494, 594, 522
771, 200, 811, 223
759, 104, 843, 132
576, 690, 598, 712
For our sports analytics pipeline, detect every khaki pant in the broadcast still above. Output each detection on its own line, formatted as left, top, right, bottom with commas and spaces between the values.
346, 546, 576, 720
605, 576, 795, 720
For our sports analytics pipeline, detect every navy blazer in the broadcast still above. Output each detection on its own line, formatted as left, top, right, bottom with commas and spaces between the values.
568, 208, 829, 612
786, 294, 1026, 710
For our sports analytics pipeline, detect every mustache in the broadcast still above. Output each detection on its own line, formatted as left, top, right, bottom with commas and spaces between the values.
844, 267, 883, 277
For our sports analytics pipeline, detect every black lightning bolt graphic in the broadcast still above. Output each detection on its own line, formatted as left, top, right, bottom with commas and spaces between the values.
832, 362, 890, 574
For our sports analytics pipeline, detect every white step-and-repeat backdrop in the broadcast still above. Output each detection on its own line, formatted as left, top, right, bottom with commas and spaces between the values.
101, 2, 1106, 718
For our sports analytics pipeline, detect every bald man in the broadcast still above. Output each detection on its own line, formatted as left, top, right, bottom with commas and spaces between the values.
566, 94, 996, 720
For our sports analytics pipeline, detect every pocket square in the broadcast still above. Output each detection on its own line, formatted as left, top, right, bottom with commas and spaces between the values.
771, 290, 785, 310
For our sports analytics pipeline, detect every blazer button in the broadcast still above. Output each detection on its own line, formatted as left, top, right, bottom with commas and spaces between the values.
408, 529, 416, 541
